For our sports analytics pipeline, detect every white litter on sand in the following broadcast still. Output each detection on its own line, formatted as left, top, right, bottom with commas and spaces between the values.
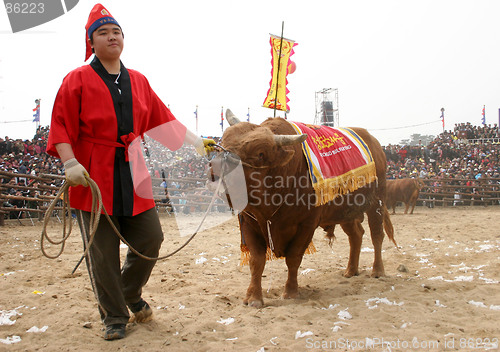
295, 331, 314, 339
453, 275, 473, 282
217, 317, 235, 325
477, 244, 495, 252
366, 297, 404, 309
195, 257, 207, 264
300, 268, 315, 275
26, 326, 48, 333
337, 308, 352, 320
0, 307, 24, 326
0, 336, 21, 345
0, 272, 15, 276
468, 300, 487, 308
435, 300, 447, 308
321, 304, 339, 310
331, 325, 342, 332
468, 300, 500, 311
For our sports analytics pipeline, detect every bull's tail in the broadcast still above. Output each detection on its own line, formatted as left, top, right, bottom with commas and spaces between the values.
382, 204, 398, 248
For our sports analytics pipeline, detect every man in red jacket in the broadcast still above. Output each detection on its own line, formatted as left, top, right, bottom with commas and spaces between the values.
47, 3, 214, 340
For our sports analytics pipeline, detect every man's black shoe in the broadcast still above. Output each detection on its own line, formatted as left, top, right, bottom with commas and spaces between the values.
104, 323, 126, 340
128, 298, 153, 323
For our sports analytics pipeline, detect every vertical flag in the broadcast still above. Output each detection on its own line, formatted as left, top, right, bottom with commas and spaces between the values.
262, 34, 297, 113
440, 108, 445, 132
32, 99, 40, 122
194, 105, 198, 135
481, 105, 486, 125
220, 106, 224, 133
247, 107, 250, 122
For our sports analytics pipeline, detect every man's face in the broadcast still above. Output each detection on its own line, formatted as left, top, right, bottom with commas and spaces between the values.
90, 23, 124, 62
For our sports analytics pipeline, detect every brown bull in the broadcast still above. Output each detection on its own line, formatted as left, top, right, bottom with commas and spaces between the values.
216, 110, 395, 308
386, 178, 423, 214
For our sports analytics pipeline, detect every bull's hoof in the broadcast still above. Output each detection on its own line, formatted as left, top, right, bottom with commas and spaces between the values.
370, 270, 385, 278
282, 289, 299, 299
244, 298, 264, 308
343, 269, 359, 278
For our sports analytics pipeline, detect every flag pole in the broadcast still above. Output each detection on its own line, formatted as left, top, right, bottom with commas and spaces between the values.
274, 21, 284, 118
195, 105, 198, 135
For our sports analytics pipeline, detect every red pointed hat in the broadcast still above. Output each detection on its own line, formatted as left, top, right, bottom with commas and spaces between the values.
85, 3, 120, 61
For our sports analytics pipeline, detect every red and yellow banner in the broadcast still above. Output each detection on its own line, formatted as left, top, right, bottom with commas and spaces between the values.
289, 122, 377, 206
262, 34, 297, 112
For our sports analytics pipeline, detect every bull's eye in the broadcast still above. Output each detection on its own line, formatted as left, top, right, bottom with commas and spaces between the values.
258, 152, 265, 160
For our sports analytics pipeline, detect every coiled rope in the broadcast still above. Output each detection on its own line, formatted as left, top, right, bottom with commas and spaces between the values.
40, 172, 223, 272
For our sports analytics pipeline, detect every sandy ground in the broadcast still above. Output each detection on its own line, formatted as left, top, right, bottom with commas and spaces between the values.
1, 206, 500, 352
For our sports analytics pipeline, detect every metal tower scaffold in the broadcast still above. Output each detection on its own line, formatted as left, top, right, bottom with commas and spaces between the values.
314, 88, 339, 127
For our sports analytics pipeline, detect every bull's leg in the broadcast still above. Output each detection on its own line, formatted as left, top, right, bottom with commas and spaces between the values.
282, 230, 315, 299
409, 191, 418, 214
366, 205, 386, 277
409, 201, 416, 214
283, 254, 302, 299
245, 245, 266, 308
340, 220, 365, 277
403, 201, 410, 214
239, 216, 267, 308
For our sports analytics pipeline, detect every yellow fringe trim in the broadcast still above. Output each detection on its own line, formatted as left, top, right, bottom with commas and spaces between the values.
313, 162, 378, 206
239, 240, 317, 266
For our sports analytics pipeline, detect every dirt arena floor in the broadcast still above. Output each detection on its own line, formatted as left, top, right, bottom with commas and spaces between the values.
1, 206, 499, 351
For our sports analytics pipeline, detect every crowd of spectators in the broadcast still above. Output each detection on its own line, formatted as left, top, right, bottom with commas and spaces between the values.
385, 123, 500, 180
1, 122, 500, 219
0, 126, 64, 178
0, 127, 227, 217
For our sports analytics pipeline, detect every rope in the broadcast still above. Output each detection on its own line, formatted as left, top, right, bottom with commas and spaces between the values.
40, 173, 223, 270
368, 119, 441, 131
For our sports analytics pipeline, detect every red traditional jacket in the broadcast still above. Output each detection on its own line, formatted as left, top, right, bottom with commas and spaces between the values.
47, 58, 186, 216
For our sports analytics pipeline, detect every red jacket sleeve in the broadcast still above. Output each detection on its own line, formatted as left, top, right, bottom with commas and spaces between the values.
46, 70, 83, 158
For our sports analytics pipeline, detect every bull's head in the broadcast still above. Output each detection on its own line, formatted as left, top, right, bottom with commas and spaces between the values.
207, 109, 307, 212
223, 109, 307, 169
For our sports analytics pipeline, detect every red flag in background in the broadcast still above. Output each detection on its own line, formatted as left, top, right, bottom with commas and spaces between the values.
220, 106, 224, 133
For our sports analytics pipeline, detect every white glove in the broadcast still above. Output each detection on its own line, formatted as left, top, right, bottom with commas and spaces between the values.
63, 158, 89, 187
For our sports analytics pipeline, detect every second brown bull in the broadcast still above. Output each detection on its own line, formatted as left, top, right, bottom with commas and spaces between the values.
386, 178, 424, 214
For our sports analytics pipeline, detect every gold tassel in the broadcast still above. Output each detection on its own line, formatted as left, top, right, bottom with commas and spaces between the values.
240, 244, 251, 266
304, 240, 317, 255
239, 240, 317, 266
313, 162, 378, 206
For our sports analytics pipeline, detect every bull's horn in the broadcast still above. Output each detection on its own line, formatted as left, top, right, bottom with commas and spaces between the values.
274, 134, 308, 146
226, 109, 241, 126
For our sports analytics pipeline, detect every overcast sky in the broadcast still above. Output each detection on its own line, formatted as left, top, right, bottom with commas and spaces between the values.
1, 0, 500, 146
